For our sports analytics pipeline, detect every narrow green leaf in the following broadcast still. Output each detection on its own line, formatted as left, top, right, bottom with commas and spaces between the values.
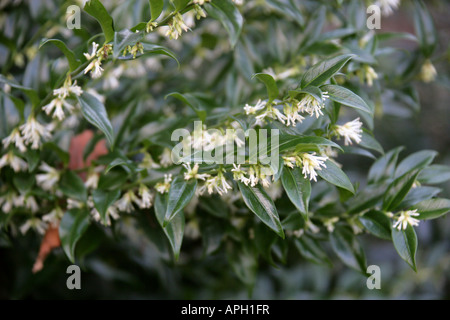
383, 171, 419, 211
92, 189, 121, 225
413, 198, 450, 220
59, 171, 87, 202
359, 210, 392, 240
254, 222, 277, 266
12, 173, 35, 194
395, 150, 437, 178
418, 165, 450, 185
149, 0, 164, 21
392, 224, 418, 271
330, 226, 366, 272
238, 182, 284, 238
276, 134, 343, 154
206, 0, 243, 48
155, 193, 185, 260
289, 86, 323, 103
413, 0, 437, 57
166, 92, 206, 122
281, 167, 311, 220
301, 54, 353, 88
172, 0, 190, 11
318, 160, 355, 194
77, 92, 115, 147
0, 75, 39, 108
165, 175, 197, 225
368, 147, 404, 184
59, 209, 91, 263
252, 73, 278, 103
84, 0, 115, 43
113, 29, 144, 59
321, 84, 372, 115
39, 39, 81, 71
295, 236, 331, 266
359, 130, 384, 155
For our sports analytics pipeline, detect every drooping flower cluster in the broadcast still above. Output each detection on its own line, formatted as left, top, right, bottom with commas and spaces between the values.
333, 118, 363, 146
83, 42, 113, 78
231, 164, 273, 188
18, 116, 52, 150
166, 13, 190, 40
283, 152, 328, 182
392, 209, 420, 230
42, 77, 82, 121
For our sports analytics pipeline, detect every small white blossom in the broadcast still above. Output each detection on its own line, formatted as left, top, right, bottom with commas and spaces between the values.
42, 97, 75, 121
67, 198, 84, 209
360, 65, 378, 87
0, 151, 28, 172
116, 190, 141, 213
244, 99, 266, 115
393, 209, 420, 230
20, 217, 46, 235
36, 162, 60, 191
155, 174, 172, 194
42, 207, 64, 227
2, 128, 27, 153
183, 163, 210, 181
166, 13, 190, 39
159, 148, 173, 167
19, 117, 52, 149
420, 59, 437, 83
85, 170, 100, 189
138, 184, 153, 209
0, 192, 16, 214
198, 169, 232, 196
283, 103, 305, 127
335, 118, 363, 146
300, 152, 328, 182
83, 42, 99, 60
193, 0, 211, 5
297, 93, 328, 118
376, 0, 401, 16
84, 59, 104, 78
53, 80, 83, 99
324, 217, 339, 233
231, 164, 250, 185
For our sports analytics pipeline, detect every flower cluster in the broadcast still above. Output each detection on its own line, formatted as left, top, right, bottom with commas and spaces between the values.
83, 42, 113, 78
283, 152, 328, 182
42, 77, 82, 121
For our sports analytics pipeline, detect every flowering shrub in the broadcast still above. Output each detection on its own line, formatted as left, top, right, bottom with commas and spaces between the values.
0, 0, 449, 295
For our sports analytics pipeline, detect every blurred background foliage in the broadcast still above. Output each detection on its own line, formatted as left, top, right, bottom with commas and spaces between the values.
0, 0, 449, 299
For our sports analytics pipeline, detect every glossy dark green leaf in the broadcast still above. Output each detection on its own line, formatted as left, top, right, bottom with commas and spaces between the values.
0, 75, 39, 108
295, 236, 331, 266
59, 208, 91, 263
383, 171, 419, 211
166, 92, 207, 122
318, 160, 355, 194
84, 0, 115, 43
252, 73, 278, 103
418, 165, 450, 185
392, 224, 417, 271
276, 134, 343, 154
77, 92, 115, 147
39, 39, 81, 71
165, 175, 197, 225
321, 84, 372, 115
395, 150, 437, 178
206, 0, 243, 48
266, 0, 304, 27
149, 0, 164, 21
368, 147, 403, 184
24, 149, 40, 172
413, 198, 450, 220
113, 29, 144, 58
413, 0, 437, 57
172, 0, 189, 10
289, 85, 323, 103
399, 186, 441, 208
330, 226, 366, 273
254, 222, 277, 266
238, 182, 284, 238
301, 54, 353, 88
59, 170, 87, 202
97, 168, 129, 190
12, 173, 35, 194
92, 189, 121, 225
281, 167, 310, 219
359, 130, 384, 154
359, 210, 391, 240
155, 193, 185, 260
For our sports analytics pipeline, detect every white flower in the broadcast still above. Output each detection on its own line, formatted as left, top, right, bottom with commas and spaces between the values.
183, 163, 210, 181
159, 148, 173, 167
282, 156, 297, 169
335, 118, 363, 146
24, 195, 39, 213
198, 169, 232, 196
232, 0, 244, 5
0, 151, 28, 172
231, 164, 250, 185
283, 103, 305, 127
244, 99, 266, 115
165, 13, 190, 39
0, 192, 16, 214
155, 174, 172, 194
376, 0, 401, 16
53, 80, 83, 99
84, 58, 104, 78
393, 209, 420, 230
420, 59, 437, 83
67, 198, 84, 209
85, 170, 100, 189
91, 204, 119, 226
19, 117, 52, 149
83, 42, 99, 60
300, 152, 328, 182
194, 4, 207, 19
255, 107, 287, 126
20, 217, 46, 235
324, 217, 339, 233
138, 184, 153, 209
116, 190, 141, 213
42, 97, 75, 121
2, 128, 27, 152
139, 152, 160, 170
193, 0, 211, 5
297, 93, 328, 118
362, 65, 378, 87
36, 162, 60, 191
42, 207, 64, 227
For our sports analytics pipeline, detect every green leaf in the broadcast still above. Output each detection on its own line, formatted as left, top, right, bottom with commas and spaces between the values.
105, 157, 135, 174
206, 0, 243, 48
77, 92, 115, 147
227, 242, 257, 294
166, 92, 206, 122
359, 210, 392, 240
39, 39, 81, 72
318, 160, 355, 194
155, 193, 185, 260
98, 168, 129, 190
237, 182, 284, 238
172, 0, 190, 11
295, 236, 331, 266
301, 54, 353, 88
84, 0, 115, 43
24, 149, 40, 172
113, 29, 144, 59
12, 173, 35, 194
359, 130, 384, 155
289, 86, 323, 103
413, 198, 450, 220
330, 226, 366, 273
59, 209, 91, 263
281, 167, 310, 220
265, 0, 304, 27
413, 0, 437, 57
321, 84, 372, 115
92, 189, 121, 225
368, 147, 403, 184
165, 175, 197, 225
395, 150, 437, 178
276, 134, 343, 154
59, 171, 87, 202
418, 165, 450, 185
0, 75, 39, 108
383, 171, 419, 211
252, 73, 278, 103
392, 224, 418, 271
149, 0, 164, 21
254, 222, 277, 266
140, 43, 179, 66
